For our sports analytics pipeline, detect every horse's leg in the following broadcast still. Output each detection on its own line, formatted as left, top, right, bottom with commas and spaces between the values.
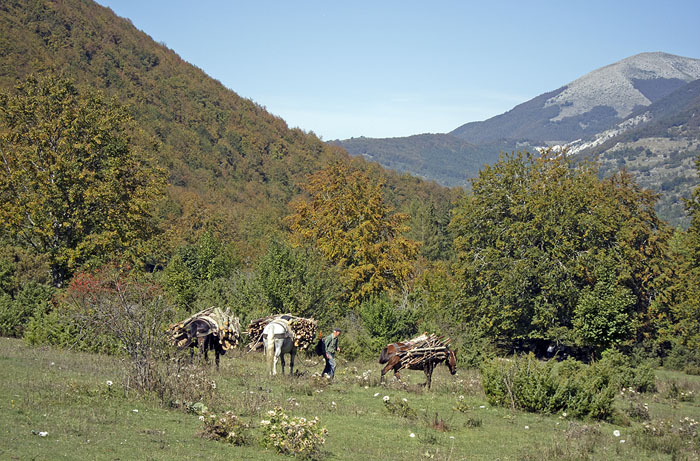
202, 337, 209, 365
273, 340, 281, 376
290, 347, 296, 376
280, 347, 286, 375
423, 361, 434, 389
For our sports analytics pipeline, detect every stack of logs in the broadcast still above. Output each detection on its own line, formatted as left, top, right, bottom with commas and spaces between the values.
168, 307, 241, 351
246, 314, 317, 351
398, 334, 451, 370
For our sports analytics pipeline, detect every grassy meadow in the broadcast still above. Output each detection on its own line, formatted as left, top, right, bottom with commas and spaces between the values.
1, 337, 698, 460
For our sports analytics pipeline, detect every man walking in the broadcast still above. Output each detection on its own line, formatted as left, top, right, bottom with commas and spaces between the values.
322, 328, 341, 378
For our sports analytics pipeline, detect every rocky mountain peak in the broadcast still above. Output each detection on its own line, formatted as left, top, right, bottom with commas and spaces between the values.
545, 52, 700, 122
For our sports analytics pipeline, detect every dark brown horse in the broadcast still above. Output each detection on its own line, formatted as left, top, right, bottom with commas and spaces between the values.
182, 318, 225, 369
379, 343, 457, 389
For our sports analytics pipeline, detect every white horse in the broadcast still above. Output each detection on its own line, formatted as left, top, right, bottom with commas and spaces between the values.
262, 319, 296, 376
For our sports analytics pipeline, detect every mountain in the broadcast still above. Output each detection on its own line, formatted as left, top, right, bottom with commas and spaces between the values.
450, 52, 700, 146
0, 0, 455, 261
334, 52, 700, 226
568, 78, 700, 226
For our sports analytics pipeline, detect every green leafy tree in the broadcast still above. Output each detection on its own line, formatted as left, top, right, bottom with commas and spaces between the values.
573, 261, 637, 351
654, 156, 700, 349
287, 162, 420, 305
450, 150, 669, 349
253, 240, 340, 320
162, 231, 239, 310
0, 74, 165, 286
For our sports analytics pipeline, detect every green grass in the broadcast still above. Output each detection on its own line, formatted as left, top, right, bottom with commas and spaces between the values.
1, 337, 698, 460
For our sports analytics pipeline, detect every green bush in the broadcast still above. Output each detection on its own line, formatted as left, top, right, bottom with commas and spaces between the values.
597, 349, 656, 393
0, 282, 54, 337
481, 355, 617, 420
664, 345, 700, 372
23, 302, 118, 353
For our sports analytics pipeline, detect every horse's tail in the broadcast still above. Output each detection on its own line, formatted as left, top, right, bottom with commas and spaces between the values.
378, 346, 391, 364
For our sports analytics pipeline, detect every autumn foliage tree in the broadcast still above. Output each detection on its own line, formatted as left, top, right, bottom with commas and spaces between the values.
0, 74, 165, 286
287, 162, 419, 306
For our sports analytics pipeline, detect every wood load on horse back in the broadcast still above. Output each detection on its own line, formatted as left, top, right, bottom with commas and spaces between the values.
379, 333, 457, 389
246, 314, 317, 351
168, 307, 241, 369
246, 314, 317, 376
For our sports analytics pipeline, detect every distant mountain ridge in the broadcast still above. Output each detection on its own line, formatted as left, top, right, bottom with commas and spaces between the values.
450, 52, 700, 145
334, 52, 700, 226
329, 134, 498, 187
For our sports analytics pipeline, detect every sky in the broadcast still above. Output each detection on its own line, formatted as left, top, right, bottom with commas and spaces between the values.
95, 1, 700, 141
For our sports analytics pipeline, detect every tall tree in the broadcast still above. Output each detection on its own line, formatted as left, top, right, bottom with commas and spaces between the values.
655, 156, 700, 348
0, 74, 165, 286
287, 162, 420, 305
450, 150, 670, 351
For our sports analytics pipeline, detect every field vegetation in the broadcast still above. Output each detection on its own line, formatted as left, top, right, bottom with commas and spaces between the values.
2, 338, 698, 460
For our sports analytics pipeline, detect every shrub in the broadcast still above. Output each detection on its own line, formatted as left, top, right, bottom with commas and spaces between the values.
68, 268, 176, 392
481, 355, 617, 420
596, 349, 656, 393
260, 407, 327, 460
200, 410, 249, 445
664, 345, 700, 372
0, 282, 54, 337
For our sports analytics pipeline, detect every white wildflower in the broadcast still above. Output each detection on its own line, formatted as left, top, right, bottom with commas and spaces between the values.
38, 431, 48, 437
620, 439, 625, 444
374, 392, 380, 397
198, 415, 204, 421
402, 398, 408, 403
524, 426, 529, 430
106, 380, 113, 387
613, 430, 621, 437
409, 433, 416, 438
383, 395, 390, 402
132, 409, 139, 413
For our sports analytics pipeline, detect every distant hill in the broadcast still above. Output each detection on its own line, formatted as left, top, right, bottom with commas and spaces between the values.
0, 0, 455, 260
330, 134, 499, 187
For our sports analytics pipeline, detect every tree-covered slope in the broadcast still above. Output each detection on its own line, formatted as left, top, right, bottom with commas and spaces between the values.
0, 0, 455, 261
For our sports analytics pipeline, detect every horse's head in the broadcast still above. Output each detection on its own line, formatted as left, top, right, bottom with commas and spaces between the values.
446, 348, 458, 375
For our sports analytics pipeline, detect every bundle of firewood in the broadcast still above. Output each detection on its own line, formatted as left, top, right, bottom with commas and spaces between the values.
398, 334, 451, 370
246, 314, 317, 351
288, 317, 317, 350
168, 307, 241, 351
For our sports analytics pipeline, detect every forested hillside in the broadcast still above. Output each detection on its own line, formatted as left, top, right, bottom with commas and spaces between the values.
0, 0, 455, 264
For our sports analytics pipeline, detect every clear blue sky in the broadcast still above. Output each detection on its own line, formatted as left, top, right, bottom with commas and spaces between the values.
96, 1, 700, 140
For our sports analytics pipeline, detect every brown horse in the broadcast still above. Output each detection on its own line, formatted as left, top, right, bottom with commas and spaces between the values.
182, 318, 225, 369
379, 343, 457, 389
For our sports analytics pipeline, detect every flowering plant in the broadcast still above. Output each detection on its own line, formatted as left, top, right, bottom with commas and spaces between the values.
383, 395, 417, 420
260, 407, 328, 460
201, 410, 249, 445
